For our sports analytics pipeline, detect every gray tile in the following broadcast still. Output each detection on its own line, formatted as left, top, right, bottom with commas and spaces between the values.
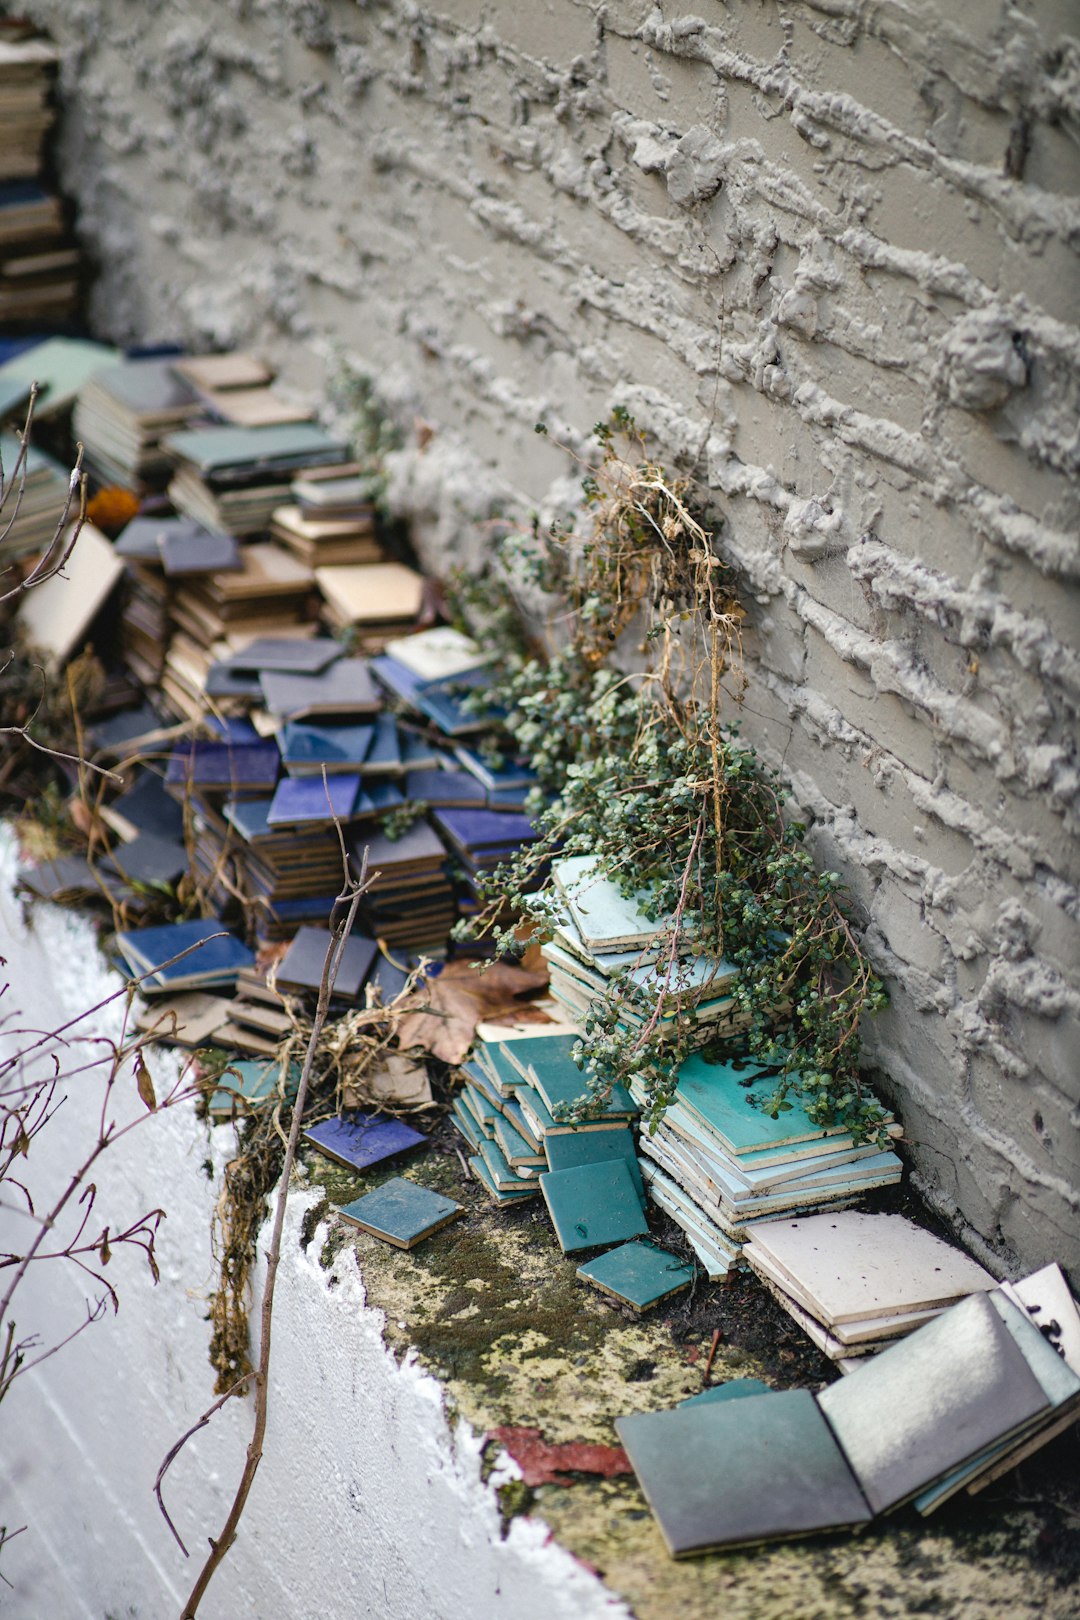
818, 1291, 1050, 1514
616, 1390, 871, 1557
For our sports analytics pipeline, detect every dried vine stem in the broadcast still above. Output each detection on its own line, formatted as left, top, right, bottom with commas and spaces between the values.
168, 833, 374, 1619
0, 937, 224, 1404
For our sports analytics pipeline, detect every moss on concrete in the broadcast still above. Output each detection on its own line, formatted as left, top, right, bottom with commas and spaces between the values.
298, 1141, 1080, 1620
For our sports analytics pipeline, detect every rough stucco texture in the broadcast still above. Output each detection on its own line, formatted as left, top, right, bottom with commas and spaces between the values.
21, 0, 1080, 1275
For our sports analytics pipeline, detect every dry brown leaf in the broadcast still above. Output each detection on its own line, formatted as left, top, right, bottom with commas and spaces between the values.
395, 958, 549, 1065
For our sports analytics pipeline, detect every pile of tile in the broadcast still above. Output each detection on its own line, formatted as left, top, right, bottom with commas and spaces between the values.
616, 1261, 1080, 1557
450, 1029, 703, 1311
742, 1210, 997, 1368
543, 854, 744, 1036
164, 420, 350, 536
0, 27, 81, 326
0, 429, 73, 561
630, 1050, 904, 1277
73, 357, 204, 491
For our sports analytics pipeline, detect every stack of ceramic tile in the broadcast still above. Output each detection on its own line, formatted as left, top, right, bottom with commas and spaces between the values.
452, 1030, 701, 1311
112, 513, 247, 697
164, 543, 317, 715
371, 626, 500, 736
431, 806, 543, 907
542, 855, 745, 1039
271, 464, 383, 567
73, 358, 204, 491
0, 31, 82, 326
315, 559, 426, 647
453, 1030, 639, 1211
0, 31, 57, 183
0, 430, 73, 561
171, 352, 310, 430
615, 1263, 1080, 1557
163, 421, 348, 535
631, 1050, 903, 1277
113, 916, 255, 995
0, 179, 79, 326
742, 1211, 997, 1368
346, 820, 458, 950
0, 335, 119, 426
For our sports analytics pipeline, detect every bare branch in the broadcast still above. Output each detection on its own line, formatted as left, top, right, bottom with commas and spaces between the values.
175, 837, 374, 1617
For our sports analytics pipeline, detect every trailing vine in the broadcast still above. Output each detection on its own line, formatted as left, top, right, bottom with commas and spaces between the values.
451, 412, 890, 1144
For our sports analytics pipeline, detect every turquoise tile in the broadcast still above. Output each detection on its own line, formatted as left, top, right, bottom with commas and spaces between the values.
576, 1241, 695, 1310
527, 1055, 636, 1119
336, 1176, 462, 1249
679, 1378, 772, 1409
492, 1111, 546, 1168
675, 1052, 846, 1156
540, 1158, 649, 1254
498, 1033, 580, 1079
450, 1098, 483, 1151
543, 1123, 645, 1207
470, 1155, 538, 1204
209, 1057, 300, 1119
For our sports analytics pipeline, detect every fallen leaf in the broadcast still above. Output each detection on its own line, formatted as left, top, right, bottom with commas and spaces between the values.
485, 1426, 633, 1488
135, 1053, 157, 1111
395, 959, 549, 1065
342, 1053, 434, 1111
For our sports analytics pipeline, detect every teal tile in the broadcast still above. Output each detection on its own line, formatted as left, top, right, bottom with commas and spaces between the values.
462, 1081, 498, 1128
450, 1098, 483, 1151
675, 1052, 846, 1156
477, 1133, 539, 1193
576, 1241, 695, 1310
616, 1390, 872, 1556
543, 1123, 645, 1207
470, 1154, 538, 1204
554, 855, 670, 952
527, 1055, 636, 1120
540, 1158, 649, 1254
492, 1111, 546, 1168
679, 1378, 773, 1409
209, 1057, 300, 1120
498, 1033, 580, 1079
336, 1177, 462, 1249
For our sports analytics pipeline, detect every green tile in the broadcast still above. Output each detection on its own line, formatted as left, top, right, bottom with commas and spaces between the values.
492, 1111, 546, 1168
543, 1123, 645, 1207
540, 1158, 649, 1254
336, 1177, 462, 1249
679, 1378, 772, 1409
498, 1033, 580, 1080
470, 1154, 538, 1204
450, 1098, 483, 1151
616, 1390, 872, 1557
527, 1054, 636, 1119
675, 1052, 846, 1156
209, 1057, 300, 1120
576, 1241, 695, 1310
477, 1133, 539, 1193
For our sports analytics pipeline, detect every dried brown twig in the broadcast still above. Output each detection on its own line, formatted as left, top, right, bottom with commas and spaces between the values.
162, 774, 375, 1618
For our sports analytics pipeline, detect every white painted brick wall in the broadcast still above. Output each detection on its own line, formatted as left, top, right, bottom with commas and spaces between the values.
21, 0, 1080, 1275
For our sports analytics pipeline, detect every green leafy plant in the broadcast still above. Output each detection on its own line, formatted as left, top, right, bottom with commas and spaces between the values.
451, 414, 890, 1144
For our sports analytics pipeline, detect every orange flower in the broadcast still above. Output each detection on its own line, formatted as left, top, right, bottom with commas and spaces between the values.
86, 486, 140, 536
